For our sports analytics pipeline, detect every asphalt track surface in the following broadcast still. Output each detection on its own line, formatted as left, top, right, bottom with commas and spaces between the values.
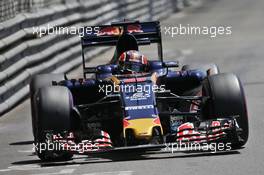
1, 0, 264, 174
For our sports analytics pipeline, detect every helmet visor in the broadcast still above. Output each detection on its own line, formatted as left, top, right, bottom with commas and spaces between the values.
124, 62, 144, 72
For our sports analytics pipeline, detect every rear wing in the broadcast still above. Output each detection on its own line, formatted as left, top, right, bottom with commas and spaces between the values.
81, 21, 162, 46
81, 20, 164, 78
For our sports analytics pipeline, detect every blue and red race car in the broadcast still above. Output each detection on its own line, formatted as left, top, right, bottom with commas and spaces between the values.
30, 20, 248, 161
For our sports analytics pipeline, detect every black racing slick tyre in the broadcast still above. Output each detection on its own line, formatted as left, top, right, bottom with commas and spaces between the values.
34, 86, 73, 161
30, 74, 65, 137
182, 63, 220, 75
202, 73, 249, 148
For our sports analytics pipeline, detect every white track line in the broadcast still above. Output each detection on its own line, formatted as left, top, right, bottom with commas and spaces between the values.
31, 168, 75, 175
83, 171, 133, 175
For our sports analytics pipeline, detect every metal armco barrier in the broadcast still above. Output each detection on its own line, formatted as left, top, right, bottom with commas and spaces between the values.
0, 0, 193, 116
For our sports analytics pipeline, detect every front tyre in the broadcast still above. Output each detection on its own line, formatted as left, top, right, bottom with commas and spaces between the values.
202, 73, 249, 148
34, 86, 73, 161
30, 74, 65, 137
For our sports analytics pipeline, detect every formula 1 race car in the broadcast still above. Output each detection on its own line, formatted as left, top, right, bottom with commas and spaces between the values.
30, 20, 249, 161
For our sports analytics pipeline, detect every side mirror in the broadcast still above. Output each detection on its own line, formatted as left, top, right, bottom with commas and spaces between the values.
84, 67, 97, 78
162, 61, 179, 68
84, 67, 97, 74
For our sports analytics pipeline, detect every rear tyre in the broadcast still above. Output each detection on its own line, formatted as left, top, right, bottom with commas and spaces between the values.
34, 86, 73, 161
183, 0, 191, 7
202, 73, 249, 148
30, 74, 65, 137
174, 0, 184, 12
182, 63, 220, 75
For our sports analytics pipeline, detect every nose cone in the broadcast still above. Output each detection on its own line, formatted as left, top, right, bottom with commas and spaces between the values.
123, 118, 162, 139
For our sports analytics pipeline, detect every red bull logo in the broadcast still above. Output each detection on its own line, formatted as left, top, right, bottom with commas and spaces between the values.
97, 25, 143, 36
127, 24, 143, 33
97, 26, 120, 36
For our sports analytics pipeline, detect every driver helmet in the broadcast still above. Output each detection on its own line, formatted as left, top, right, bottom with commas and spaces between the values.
118, 50, 148, 73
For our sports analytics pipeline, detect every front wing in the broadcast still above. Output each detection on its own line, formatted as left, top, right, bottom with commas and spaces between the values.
35, 117, 240, 154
